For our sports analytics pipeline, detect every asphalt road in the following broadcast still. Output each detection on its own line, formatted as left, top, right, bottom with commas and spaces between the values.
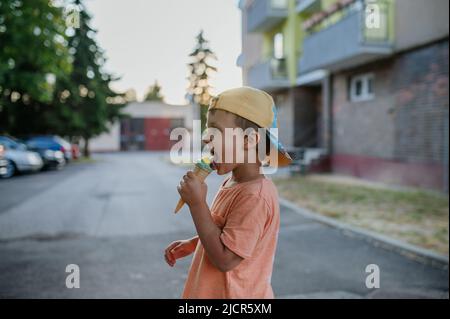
0, 152, 448, 298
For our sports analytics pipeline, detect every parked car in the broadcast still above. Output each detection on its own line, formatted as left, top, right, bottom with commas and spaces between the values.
25, 136, 73, 162
0, 136, 43, 178
0, 144, 9, 178
25, 139, 66, 170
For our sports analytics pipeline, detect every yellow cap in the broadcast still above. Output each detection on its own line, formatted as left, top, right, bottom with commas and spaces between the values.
208, 86, 292, 167
208, 87, 274, 128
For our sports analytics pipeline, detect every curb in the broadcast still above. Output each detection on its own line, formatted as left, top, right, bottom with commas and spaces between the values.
279, 198, 449, 269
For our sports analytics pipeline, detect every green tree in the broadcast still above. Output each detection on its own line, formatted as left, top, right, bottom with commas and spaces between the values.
0, 0, 124, 153
57, 0, 125, 157
0, 0, 72, 135
186, 30, 217, 131
144, 80, 164, 102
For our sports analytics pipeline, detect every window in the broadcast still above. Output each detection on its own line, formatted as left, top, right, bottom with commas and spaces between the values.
349, 73, 374, 102
273, 33, 284, 59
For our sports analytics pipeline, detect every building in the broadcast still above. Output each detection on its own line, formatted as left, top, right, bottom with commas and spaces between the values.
89, 101, 197, 152
238, 0, 449, 191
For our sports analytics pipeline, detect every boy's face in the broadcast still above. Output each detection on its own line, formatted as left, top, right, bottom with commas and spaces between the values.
204, 109, 259, 175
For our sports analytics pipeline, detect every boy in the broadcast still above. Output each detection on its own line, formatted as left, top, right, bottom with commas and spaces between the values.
164, 86, 292, 298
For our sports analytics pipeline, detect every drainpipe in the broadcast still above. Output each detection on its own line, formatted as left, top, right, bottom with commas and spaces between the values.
444, 113, 449, 193
322, 74, 333, 157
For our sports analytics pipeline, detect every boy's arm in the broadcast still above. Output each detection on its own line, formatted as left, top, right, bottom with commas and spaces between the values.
177, 171, 243, 272
189, 201, 243, 272
189, 235, 199, 249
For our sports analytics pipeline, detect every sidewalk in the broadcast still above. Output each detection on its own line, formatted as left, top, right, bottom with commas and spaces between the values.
273, 200, 448, 299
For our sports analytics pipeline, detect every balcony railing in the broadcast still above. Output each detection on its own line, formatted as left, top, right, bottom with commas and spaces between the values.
298, 0, 393, 74
247, 0, 289, 32
248, 57, 290, 90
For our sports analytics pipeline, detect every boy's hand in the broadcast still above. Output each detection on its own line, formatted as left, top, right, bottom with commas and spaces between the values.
177, 171, 207, 208
164, 239, 197, 267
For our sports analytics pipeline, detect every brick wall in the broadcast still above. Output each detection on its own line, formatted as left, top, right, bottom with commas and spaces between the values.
391, 39, 449, 164
332, 59, 397, 159
331, 39, 449, 190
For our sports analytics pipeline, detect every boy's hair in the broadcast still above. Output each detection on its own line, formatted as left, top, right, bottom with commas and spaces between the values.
208, 108, 271, 156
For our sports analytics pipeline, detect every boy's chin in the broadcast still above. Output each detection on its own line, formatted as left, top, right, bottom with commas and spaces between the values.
216, 167, 228, 175
215, 163, 234, 175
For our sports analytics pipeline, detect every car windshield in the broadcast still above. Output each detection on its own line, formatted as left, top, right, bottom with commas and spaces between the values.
55, 136, 71, 147
28, 136, 54, 142
27, 140, 54, 149
0, 136, 20, 149
30, 136, 70, 147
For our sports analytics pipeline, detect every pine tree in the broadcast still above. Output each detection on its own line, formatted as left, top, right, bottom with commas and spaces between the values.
186, 30, 217, 131
144, 80, 164, 102
57, 0, 125, 157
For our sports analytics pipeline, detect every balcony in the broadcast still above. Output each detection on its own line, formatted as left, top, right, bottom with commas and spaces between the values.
298, 0, 393, 74
247, 0, 288, 32
248, 58, 290, 90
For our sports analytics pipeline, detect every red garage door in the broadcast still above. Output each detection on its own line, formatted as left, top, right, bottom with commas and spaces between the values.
144, 118, 171, 150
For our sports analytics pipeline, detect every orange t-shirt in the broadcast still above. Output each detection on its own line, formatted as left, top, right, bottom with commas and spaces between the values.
182, 176, 280, 299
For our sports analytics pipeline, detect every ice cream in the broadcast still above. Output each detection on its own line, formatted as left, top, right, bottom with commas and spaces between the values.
174, 156, 214, 214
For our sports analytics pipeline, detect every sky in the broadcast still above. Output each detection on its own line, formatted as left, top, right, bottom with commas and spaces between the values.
84, 0, 243, 105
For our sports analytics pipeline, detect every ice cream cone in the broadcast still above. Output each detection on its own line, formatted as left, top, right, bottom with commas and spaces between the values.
174, 157, 213, 214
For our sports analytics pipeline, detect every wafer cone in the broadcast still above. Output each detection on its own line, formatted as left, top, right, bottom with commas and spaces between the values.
174, 166, 211, 214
